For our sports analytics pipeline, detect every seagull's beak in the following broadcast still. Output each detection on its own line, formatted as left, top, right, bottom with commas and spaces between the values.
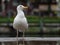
23, 6, 28, 9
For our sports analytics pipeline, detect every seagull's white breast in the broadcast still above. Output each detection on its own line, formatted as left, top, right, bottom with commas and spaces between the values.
13, 11, 28, 32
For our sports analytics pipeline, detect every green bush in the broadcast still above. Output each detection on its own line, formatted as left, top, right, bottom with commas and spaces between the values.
0, 16, 60, 23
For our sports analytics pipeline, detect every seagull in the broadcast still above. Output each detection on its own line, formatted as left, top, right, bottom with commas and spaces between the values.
13, 5, 28, 45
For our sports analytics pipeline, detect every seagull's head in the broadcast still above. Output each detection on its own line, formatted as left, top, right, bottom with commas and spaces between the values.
17, 5, 28, 11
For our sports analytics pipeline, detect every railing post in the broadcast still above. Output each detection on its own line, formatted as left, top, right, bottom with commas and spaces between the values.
39, 11, 44, 37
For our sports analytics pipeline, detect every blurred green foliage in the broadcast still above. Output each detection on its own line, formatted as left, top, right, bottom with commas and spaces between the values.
0, 16, 60, 23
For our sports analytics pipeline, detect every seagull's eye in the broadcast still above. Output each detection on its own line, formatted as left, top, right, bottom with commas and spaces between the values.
20, 6, 21, 7
20, 5, 22, 7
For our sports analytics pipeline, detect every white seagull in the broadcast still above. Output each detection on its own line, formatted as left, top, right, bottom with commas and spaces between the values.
13, 5, 28, 45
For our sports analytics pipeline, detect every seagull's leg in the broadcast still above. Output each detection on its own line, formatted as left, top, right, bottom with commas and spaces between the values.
16, 30, 18, 45
23, 31, 25, 45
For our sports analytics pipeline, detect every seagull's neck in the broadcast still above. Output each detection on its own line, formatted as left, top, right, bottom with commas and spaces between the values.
16, 10, 25, 18
17, 10, 23, 14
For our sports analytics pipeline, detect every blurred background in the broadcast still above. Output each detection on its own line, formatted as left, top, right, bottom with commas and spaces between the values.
0, 0, 59, 37
0, 0, 60, 45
